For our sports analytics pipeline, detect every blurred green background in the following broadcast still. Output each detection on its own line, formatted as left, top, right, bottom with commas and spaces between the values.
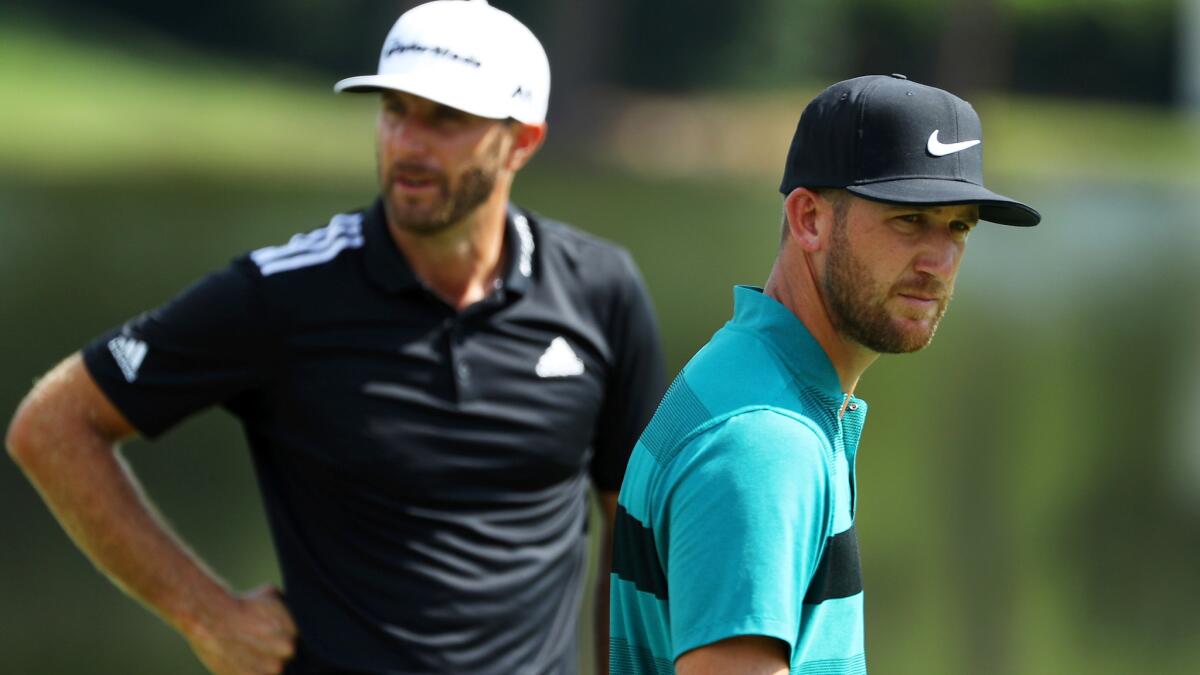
3, 1, 1200, 674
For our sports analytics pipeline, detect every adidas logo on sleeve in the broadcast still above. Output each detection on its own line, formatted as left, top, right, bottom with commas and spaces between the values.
107, 335, 148, 383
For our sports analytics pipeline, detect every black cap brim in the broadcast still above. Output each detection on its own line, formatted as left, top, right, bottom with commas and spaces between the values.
846, 178, 1041, 226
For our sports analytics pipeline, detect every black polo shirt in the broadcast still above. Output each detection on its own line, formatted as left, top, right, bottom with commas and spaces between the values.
82, 198, 666, 674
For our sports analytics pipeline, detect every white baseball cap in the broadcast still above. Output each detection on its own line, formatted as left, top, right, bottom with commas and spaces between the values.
333, 0, 551, 125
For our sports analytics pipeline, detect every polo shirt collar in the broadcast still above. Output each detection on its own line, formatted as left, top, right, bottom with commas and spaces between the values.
729, 285, 844, 399
361, 197, 535, 297
502, 205, 535, 295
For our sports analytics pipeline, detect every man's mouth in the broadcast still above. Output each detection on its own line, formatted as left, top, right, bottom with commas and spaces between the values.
391, 166, 443, 191
894, 288, 945, 314
893, 277, 947, 305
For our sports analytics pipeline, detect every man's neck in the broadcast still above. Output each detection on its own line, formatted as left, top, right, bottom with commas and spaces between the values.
763, 249, 878, 395
387, 191, 510, 311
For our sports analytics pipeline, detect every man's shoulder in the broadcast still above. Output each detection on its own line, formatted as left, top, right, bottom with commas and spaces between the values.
635, 325, 838, 460
241, 209, 368, 282
690, 405, 830, 460
639, 365, 831, 468
520, 206, 637, 274
681, 326, 827, 418
169, 207, 373, 330
631, 404, 834, 520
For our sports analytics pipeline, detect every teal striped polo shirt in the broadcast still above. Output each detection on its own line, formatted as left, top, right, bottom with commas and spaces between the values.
610, 285, 868, 674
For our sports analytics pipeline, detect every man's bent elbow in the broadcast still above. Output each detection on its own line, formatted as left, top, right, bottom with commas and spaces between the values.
6, 353, 128, 474
5, 414, 25, 466
7, 384, 56, 472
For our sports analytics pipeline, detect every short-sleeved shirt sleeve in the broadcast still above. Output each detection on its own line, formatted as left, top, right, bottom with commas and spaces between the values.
81, 258, 281, 438
661, 409, 834, 659
589, 249, 666, 492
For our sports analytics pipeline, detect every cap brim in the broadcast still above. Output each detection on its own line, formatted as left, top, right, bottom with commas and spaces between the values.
332, 74, 511, 120
846, 178, 1041, 226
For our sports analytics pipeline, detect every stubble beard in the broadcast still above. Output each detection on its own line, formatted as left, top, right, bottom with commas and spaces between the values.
823, 220, 951, 354
379, 143, 502, 236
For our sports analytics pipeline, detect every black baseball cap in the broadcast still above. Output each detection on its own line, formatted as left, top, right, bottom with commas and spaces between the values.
780, 74, 1040, 226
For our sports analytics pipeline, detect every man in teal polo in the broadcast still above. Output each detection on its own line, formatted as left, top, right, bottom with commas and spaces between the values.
609, 75, 1041, 674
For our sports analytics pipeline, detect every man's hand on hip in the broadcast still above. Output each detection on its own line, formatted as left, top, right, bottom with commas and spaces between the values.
185, 584, 298, 675
7, 357, 297, 675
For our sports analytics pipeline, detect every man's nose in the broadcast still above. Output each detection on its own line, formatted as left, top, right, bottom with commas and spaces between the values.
386, 119, 432, 153
913, 233, 962, 282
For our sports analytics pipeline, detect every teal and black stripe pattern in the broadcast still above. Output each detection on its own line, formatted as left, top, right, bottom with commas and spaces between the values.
612, 504, 668, 600
610, 286, 869, 674
804, 526, 862, 604
612, 503, 862, 605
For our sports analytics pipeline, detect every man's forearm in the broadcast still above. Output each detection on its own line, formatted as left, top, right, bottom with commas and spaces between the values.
9, 356, 297, 675
5, 357, 236, 643
9, 418, 234, 639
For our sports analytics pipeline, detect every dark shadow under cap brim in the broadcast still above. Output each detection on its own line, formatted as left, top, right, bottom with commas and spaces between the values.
846, 178, 1041, 226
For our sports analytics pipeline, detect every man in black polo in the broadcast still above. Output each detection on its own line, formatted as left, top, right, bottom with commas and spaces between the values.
5, 2, 665, 673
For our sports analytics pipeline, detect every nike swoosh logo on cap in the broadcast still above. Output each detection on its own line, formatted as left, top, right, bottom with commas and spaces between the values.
926, 130, 981, 156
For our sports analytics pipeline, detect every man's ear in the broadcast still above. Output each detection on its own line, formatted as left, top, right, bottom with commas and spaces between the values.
506, 122, 547, 171
784, 187, 826, 252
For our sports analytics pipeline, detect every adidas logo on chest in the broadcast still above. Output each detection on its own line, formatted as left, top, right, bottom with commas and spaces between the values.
535, 337, 584, 378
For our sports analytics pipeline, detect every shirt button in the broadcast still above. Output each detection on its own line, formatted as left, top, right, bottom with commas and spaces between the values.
457, 363, 470, 380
